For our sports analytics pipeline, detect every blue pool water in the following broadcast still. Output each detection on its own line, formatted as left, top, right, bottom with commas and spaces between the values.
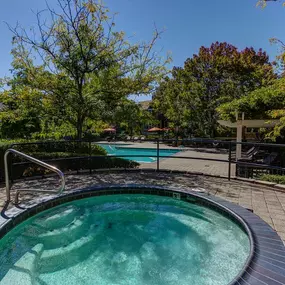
0, 194, 250, 285
98, 144, 181, 163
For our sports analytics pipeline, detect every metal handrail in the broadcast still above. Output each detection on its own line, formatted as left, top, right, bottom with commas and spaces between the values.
4, 148, 65, 204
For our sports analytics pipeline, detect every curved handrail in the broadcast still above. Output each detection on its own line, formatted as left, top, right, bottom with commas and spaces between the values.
4, 148, 65, 204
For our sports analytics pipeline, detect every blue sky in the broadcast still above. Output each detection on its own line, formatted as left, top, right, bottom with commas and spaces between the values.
0, 0, 284, 101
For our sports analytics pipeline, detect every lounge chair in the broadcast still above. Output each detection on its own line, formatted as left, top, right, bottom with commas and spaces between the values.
256, 152, 278, 165
235, 148, 261, 162
232, 146, 259, 160
140, 136, 145, 143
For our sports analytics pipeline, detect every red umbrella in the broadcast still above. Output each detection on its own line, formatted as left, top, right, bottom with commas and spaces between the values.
104, 128, 116, 132
148, 127, 163, 132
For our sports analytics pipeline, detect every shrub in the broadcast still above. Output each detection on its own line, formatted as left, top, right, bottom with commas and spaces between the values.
12, 141, 106, 155
0, 139, 106, 154
12, 156, 139, 179
260, 174, 285, 185
0, 140, 139, 181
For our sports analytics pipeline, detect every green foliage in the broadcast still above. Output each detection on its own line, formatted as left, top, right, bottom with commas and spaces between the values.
257, 0, 285, 8
13, 156, 139, 179
218, 78, 285, 139
0, 139, 107, 165
0, 84, 42, 138
31, 122, 77, 141
154, 42, 276, 138
112, 99, 157, 135
3, 0, 170, 139
22, 152, 90, 159
10, 141, 106, 155
218, 78, 285, 120
0, 139, 139, 181
260, 174, 285, 184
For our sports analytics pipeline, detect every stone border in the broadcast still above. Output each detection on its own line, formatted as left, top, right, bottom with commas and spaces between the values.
3, 168, 285, 195
1, 185, 285, 284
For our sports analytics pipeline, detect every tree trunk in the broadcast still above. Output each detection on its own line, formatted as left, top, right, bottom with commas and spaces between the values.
76, 116, 84, 140
130, 124, 134, 138
208, 110, 215, 138
175, 125, 179, 147
76, 82, 85, 140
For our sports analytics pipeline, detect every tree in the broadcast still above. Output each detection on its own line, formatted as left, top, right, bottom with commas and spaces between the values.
0, 42, 75, 139
153, 76, 202, 138
154, 42, 276, 138
218, 77, 285, 138
113, 99, 156, 136
257, 0, 285, 8
0, 45, 44, 138
7, 0, 170, 139
218, 78, 285, 119
0, 87, 42, 139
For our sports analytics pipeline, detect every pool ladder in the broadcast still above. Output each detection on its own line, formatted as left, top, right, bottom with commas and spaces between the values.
4, 149, 65, 204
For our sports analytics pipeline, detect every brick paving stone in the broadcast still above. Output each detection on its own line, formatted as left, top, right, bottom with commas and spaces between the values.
272, 219, 285, 226
271, 214, 285, 221
265, 199, 280, 205
278, 198, 285, 204
254, 211, 271, 218
273, 224, 285, 233
253, 204, 268, 210
267, 202, 283, 207
267, 206, 283, 212
267, 207, 284, 214
239, 199, 252, 204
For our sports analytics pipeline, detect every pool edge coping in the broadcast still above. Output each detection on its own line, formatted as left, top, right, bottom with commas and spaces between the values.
0, 184, 285, 285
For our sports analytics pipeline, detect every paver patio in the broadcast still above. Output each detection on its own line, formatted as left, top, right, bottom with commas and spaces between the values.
107, 141, 235, 177
1, 171, 284, 243
140, 148, 235, 177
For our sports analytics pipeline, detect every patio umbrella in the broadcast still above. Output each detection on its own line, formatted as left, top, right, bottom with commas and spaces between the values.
148, 127, 163, 132
103, 128, 116, 132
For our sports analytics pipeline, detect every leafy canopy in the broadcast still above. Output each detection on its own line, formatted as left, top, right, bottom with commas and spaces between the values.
3, 0, 170, 139
154, 42, 276, 137
218, 78, 285, 138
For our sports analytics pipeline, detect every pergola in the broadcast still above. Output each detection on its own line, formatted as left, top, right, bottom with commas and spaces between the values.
218, 117, 280, 159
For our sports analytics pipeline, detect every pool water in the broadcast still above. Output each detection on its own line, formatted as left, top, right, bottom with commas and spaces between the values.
0, 194, 250, 285
98, 144, 181, 163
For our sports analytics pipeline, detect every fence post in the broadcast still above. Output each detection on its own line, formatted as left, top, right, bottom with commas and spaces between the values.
157, 138, 160, 172
89, 139, 92, 174
228, 141, 232, 181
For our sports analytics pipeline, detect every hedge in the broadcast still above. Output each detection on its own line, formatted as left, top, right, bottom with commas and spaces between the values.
12, 156, 139, 179
260, 174, 285, 185
0, 140, 139, 181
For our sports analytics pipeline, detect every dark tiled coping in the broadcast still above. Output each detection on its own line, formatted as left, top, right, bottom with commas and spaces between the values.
1, 185, 285, 285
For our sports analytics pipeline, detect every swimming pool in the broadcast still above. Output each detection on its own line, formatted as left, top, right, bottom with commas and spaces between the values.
0, 194, 250, 285
97, 144, 181, 163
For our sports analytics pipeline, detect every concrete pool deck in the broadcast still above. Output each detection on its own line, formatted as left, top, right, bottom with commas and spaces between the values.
98, 141, 235, 177
1, 171, 285, 244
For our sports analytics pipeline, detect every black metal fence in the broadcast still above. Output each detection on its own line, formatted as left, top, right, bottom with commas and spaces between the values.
3, 138, 285, 183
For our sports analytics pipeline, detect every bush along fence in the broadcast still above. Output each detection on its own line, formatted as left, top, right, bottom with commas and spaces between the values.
2, 138, 285, 184
0, 140, 139, 182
